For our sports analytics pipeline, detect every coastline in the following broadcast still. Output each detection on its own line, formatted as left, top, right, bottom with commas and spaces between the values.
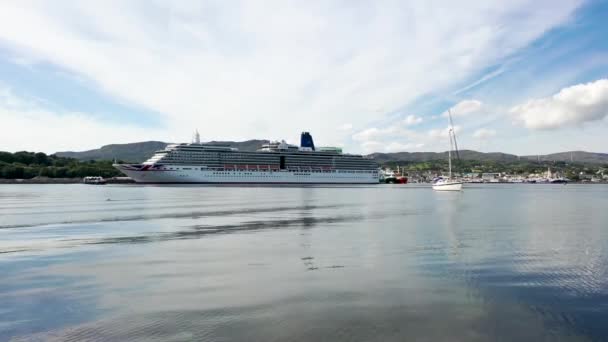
1, 178, 605, 185
0, 177, 135, 184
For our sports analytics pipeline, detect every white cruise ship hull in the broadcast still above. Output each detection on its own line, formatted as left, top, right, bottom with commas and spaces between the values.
115, 165, 379, 184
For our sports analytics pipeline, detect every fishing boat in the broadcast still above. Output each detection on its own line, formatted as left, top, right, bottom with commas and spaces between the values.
83, 176, 107, 185
433, 110, 463, 191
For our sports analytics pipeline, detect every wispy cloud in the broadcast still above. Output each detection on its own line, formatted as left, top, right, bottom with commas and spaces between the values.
453, 67, 505, 95
472, 128, 497, 139
403, 115, 423, 126
0, 0, 584, 153
0, 85, 164, 152
442, 100, 483, 117
428, 125, 462, 139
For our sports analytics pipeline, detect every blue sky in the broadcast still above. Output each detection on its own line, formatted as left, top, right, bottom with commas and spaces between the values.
0, 0, 607, 154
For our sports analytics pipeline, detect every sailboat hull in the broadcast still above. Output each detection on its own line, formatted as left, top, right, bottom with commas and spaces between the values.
432, 181, 463, 191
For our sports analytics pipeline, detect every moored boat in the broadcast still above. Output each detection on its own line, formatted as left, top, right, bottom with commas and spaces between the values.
83, 176, 106, 185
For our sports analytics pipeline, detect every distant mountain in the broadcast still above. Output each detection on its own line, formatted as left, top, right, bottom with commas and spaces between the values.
56, 141, 169, 163
368, 150, 520, 163
56, 140, 269, 163
56, 141, 608, 165
521, 151, 608, 164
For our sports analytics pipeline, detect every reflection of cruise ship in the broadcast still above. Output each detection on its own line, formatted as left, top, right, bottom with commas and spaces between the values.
114, 132, 379, 184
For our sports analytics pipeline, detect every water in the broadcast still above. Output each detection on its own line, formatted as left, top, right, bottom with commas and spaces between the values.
1, 184, 607, 341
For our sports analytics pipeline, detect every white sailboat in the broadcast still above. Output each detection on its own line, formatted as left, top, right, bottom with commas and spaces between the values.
433, 110, 463, 191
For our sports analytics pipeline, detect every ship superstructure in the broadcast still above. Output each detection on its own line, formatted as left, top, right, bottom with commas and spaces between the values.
114, 132, 379, 184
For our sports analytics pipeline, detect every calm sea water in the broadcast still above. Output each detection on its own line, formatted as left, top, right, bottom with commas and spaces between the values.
1, 184, 607, 341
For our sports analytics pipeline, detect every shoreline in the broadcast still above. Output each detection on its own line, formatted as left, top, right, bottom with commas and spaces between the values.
0, 177, 135, 184
0, 178, 606, 185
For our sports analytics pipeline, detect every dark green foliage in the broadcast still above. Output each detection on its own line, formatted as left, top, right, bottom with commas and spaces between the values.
381, 157, 607, 176
0, 151, 15, 163
372, 149, 607, 176
0, 151, 121, 179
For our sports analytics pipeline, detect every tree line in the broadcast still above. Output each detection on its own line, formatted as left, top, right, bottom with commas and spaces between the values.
0, 151, 122, 179
2, 150, 604, 180
382, 158, 606, 180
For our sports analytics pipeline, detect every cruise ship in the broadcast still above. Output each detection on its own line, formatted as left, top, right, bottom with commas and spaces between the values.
113, 132, 379, 184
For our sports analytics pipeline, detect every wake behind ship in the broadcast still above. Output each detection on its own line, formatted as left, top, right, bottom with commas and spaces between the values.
114, 132, 379, 184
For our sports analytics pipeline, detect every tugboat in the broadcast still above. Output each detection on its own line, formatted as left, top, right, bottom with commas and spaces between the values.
83, 176, 107, 185
381, 168, 408, 184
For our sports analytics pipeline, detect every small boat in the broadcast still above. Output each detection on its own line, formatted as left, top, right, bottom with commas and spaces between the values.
381, 168, 408, 184
83, 176, 107, 185
432, 177, 463, 191
433, 110, 463, 191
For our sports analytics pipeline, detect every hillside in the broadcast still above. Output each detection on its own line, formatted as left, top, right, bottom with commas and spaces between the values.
56, 140, 269, 163
368, 150, 520, 163
56, 141, 608, 165
56, 141, 169, 163
521, 151, 608, 164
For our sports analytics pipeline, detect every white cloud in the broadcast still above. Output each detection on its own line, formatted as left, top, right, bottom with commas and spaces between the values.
0, 86, 164, 153
352, 125, 413, 142
510, 79, 608, 130
0, 1, 583, 152
428, 125, 462, 139
442, 99, 483, 117
351, 114, 422, 143
385, 142, 425, 152
359, 140, 424, 154
360, 141, 385, 154
472, 128, 497, 139
352, 121, 425, 153
337, 123, 353, 132
403, 114, 423, 126
352, 128, 382, 142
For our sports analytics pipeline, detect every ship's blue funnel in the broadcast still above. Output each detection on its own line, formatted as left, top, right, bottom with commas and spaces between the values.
300, 132, 315, 151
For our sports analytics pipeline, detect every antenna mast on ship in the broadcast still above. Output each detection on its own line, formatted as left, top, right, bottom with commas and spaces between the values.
193, 129, 200, 144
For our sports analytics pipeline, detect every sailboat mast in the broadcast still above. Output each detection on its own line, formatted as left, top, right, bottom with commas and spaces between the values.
448, 140, 452, 178
448, 109, 460, 160
447, 112, 453, 178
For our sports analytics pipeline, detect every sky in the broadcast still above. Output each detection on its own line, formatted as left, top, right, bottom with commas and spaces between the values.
0, 0, 607, 155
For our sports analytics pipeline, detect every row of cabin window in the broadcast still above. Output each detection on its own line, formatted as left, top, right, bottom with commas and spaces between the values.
165, 167, 376, 173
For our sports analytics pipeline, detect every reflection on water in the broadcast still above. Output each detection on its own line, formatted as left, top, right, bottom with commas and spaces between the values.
1, 184, 607, 341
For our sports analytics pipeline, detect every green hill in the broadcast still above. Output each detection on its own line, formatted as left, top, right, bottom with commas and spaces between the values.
368, 150, 520, 163
56, 141, 169, 163
56, 141, 608, 166
56, 140, 269, 163
521, 151, 608, 164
